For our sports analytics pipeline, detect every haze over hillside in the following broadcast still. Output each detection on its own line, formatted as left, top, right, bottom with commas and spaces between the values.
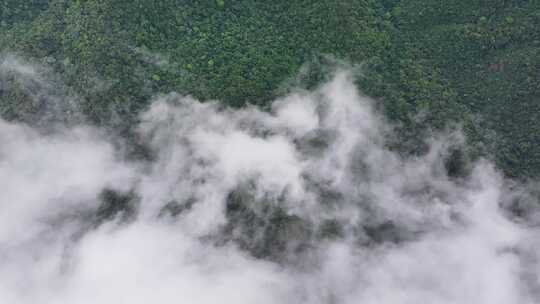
1, 1, 540, 303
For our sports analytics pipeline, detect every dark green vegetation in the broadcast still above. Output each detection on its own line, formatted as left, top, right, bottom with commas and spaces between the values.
1, 0, 540, 178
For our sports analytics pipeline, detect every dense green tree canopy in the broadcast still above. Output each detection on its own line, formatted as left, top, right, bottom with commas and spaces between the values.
1, 0, 539, 177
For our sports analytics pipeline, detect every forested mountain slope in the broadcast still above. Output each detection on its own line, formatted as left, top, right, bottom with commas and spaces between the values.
1, 0, 539, 177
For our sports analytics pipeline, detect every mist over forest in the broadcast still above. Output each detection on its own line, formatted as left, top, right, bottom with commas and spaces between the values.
1, 1, 540, 303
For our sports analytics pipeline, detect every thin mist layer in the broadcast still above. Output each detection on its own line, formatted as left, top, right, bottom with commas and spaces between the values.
0, 72, 539, 304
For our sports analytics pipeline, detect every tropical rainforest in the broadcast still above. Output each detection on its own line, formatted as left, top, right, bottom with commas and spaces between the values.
3, 2, 540, 303
1, 0, 539, 177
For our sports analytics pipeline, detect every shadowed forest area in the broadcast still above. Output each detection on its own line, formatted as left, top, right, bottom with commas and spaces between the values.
1, 0, 539, 178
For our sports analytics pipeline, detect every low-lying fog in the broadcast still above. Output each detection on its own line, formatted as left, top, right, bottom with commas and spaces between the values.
1, 57, 540, 303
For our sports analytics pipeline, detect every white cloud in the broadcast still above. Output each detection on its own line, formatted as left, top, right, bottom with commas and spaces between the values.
0, 70, 538, 303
